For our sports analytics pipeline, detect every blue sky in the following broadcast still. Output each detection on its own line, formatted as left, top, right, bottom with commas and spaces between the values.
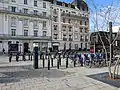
58, 0, 120, 32
58, 0, 113, 9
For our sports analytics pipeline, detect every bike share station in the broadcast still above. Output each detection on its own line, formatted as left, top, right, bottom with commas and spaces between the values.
8, 42, 108, 70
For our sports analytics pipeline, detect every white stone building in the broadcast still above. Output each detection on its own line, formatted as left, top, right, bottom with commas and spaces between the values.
51, 0, 90, 51
0, 0, 52, 53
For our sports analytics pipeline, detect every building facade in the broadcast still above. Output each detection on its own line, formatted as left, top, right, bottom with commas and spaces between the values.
51, 0, 90, 51
0, 0, 51, 53
0, 0, 90, 53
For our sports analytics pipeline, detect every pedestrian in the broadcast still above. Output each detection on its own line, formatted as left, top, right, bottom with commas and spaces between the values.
2, 48, 5, 54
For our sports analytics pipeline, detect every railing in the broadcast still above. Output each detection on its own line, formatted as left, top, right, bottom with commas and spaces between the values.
69, 38, 73, 41
0, 7, 49, 19
63, 38, 67, 41
61, 11, 89, 17
0, 34, 51, 40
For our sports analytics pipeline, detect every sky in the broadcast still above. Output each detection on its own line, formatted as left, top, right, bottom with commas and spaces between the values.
58, 0, 120, 32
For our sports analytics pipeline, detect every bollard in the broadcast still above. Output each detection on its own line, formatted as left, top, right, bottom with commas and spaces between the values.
9, 52, 12, 62
59, 54, 61, 66
48, 55, 50, 70
16, 52, 19, 62
34, 47, 38, 69
31, 54, 32, 61
57, 55, 59, 69
28, 53, 30, 60
43, 54, 45, 68
66, 56, 68, 68
51, 55, 53, 67
74, 59, 76, 67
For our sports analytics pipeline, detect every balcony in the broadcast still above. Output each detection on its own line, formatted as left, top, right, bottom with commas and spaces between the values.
63, 38, 67, 41
0, 7, 49, 19
61, 13, 89, 19
0, 34, 51, 40
69, 38, 73, 41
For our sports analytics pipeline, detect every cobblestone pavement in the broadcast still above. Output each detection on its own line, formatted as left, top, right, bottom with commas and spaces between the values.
0, 56, 120, 90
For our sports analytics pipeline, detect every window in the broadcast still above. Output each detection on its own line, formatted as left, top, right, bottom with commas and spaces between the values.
43, 2, 46, 8
85, 21, 87, 25
85, 28, 88, 33
23, 19, 28, 27
54, 34, 58, 39
68, 19, 71, 23
74, 34, 78, 39
34, 30, 38, 37
85, 36, 88, 41
24, 0, 27, 4
68, 12, 70, 16
81, 43, 83, 49
43, 12, 46, 16
80, 35, 84, 41
11, 17, 16, 26
33, 21, 38, 28
24, 30, 28, 36
53, 16, 57, 22
23, 8, 28, 14
69, 27, 72, 31
80, 28, 83, 32
69, 35, 72, 41
80, 21, 82, 25
11, 29, 16, 36
43, 31, 47, 36
34, 10, 38, 15
11, 6, 16, 12
54, 9, 57, 14
63, 18, 65, 23
54, 25, 57, 30
43, 21, 46, 27
34, 0, 37, 6
63, 11, 65, 15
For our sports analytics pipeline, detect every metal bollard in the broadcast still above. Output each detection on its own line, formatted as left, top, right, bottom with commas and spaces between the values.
51, 58, 53, 67
43, 54, 45, 68
57, 56, 59, 69
74, 59, 76, 67
59, 54, 61, 66
34, 47, 38, 69
31, 54, 32, 61
9, 53, 12, 62
48, 55, 50, 70
66, 56, 68, 68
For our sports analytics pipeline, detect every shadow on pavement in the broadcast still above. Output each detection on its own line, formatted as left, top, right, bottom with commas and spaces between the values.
0, 65, 75, 83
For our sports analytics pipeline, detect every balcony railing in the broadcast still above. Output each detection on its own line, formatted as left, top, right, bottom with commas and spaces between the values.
61, 12, 89, 19
0, 34, 51, 40
0, 7, 49, 19
63, 38, 67, 41
69, 38, 73, 41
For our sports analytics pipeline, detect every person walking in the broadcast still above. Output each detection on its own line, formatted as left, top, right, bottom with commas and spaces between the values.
2, 48, 5, 54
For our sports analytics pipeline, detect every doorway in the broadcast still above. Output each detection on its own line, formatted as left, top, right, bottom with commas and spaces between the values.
24, 43, 29, 53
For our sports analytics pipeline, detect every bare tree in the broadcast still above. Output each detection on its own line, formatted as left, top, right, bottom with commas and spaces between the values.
88, 0, 120, 79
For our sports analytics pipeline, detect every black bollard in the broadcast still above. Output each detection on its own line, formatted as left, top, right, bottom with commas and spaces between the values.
16, 52, 19, 62
34, 47, 38, 69
43, 54, 45, 68
51, 54, 53, 67
48, 55, 50, 70
57, 57, 59, 69
74, 59, 76, 67
59, 54, 61, 66
9, 52, 12, 62
30, 53, 32, 61
28, 53, 30, 60
66, 56, 68, 68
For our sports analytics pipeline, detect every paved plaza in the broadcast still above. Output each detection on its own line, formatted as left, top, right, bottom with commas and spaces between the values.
0, 56, 120, 90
